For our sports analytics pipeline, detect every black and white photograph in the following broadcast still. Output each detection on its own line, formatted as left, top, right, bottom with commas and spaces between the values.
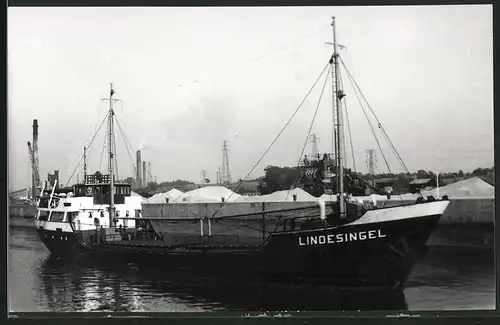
7, 5, 495, 313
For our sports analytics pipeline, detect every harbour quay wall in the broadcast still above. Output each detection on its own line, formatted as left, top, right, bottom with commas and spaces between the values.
431, 198, 494, 248
438, 198, 494, 225
9, 204, 36, 218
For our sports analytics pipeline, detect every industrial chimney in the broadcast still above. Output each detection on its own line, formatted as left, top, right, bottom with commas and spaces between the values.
136, 150, 142, 188
142, 161, 147, 188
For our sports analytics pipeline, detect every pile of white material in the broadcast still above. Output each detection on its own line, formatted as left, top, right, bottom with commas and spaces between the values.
131, 191, 144, 198
165, 188, 184, 201
423, 177, 494, 199
178, 186, 241, 203
237, 188, 316, 202
126, 195, 146, 205
145, 188, 184, 203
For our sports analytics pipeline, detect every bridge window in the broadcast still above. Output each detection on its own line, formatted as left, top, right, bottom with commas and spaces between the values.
37, 210, 50, 221
50, 211, 65, 222
67, 212, 79, 222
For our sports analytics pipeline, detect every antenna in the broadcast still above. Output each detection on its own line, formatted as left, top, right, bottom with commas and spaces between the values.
220, 140, 232, 185
310, 133, 320, 158
148, 161, 152, 184
365, 149, 377, 185
201, 170, 208, 184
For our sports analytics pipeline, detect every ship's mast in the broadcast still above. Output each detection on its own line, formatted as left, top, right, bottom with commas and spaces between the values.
83, 145, 87, 184
109, 84, 115, 223
331, 16, 346, 217
102, 83, 118, 225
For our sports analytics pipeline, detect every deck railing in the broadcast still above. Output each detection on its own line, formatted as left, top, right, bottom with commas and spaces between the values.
72, 221, 160, 245
70, 202, 333, 248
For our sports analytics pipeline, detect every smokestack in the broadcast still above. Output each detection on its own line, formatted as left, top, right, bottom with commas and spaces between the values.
33, 119, 38, 143
32, 119, 38, 197
136, 150, 142, 188
142, 161, 147, 187
54, 170, 59, 189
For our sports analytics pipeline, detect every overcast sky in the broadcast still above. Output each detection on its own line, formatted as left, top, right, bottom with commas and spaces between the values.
8, 5, 493, 190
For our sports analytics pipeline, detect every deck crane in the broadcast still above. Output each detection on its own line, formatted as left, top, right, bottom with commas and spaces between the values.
27, 141, 41, 199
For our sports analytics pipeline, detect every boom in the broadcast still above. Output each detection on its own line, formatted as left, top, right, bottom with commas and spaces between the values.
27, 141, 41, 193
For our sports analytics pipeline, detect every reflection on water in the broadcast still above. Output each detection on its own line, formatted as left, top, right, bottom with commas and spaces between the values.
8, 226, 496, 312
37, 256, 409, 312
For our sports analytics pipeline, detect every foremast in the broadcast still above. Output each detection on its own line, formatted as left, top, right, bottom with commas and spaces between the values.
331, 17, 346, 217
102, 83, 119, 226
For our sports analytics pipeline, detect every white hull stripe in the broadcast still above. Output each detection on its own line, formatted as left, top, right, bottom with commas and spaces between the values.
35, 220, 74, 232
274, 201, 450, 235
349, 200, 450, 225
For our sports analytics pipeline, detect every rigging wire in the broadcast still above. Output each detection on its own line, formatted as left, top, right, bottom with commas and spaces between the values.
337, 59, 348, 169
114, 113, 137, 174
330, 59, 335, 158
64, 111, 110, 187
210, 61, 332, 218
341, 59, 392, 174
286, 65, 331, 200
340, 57, 410, 174
339, 62, 357, 171
98, 127, 107, 172
113, 123, 119, 182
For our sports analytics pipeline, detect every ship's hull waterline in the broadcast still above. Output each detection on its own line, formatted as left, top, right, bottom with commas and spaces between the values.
34, 201, 449, 289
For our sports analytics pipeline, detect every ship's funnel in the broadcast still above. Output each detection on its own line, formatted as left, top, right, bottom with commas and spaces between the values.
136, 150, 142, 188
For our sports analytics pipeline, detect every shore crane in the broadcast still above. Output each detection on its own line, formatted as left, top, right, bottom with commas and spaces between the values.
27, 141, 41, 199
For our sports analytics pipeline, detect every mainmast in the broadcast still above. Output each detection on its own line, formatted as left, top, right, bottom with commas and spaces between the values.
102, 83, 118, 226
331, 16, 346, 217
83, 145, 87, 184
109, 83, 115, 224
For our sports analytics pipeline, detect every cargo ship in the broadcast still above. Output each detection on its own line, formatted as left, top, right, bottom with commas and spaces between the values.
33, 17, 449, 290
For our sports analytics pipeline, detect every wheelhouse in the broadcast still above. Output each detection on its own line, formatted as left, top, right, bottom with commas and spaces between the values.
70, 172, 131, 205
35, 209, 80, 222
37, 172, 133, 208
73, 183, 131, 205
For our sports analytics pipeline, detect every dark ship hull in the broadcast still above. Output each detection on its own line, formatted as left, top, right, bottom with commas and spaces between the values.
35, 200, 448, 290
